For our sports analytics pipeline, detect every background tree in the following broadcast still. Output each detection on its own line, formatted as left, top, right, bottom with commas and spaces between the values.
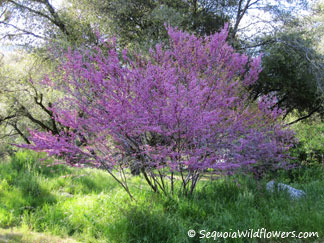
73, 0, 308, 49
247, 0, 324, 124
0, 0, 98, 47
0, 0, 97, 147
0, 51, 62, 145
249, 31, 324, 124
0, 0, 306, 49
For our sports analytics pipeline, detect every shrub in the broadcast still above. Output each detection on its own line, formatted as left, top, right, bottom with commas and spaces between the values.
291, 121, 324, 165
22, 25, 295, 197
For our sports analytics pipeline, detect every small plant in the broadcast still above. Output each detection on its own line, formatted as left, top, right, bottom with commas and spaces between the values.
10, 150, 39, 173
22, 25, 295, 198
291, 121, 324, 165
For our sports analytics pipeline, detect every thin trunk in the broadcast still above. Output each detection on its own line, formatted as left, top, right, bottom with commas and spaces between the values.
141, 168, 157, 192
171, 171, 174, 195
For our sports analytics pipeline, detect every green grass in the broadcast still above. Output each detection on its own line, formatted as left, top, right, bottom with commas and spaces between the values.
0, 227, 77, 243
0, 150, 324, 242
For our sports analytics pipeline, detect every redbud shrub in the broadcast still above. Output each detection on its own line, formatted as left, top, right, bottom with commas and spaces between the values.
22, 25, 295, 198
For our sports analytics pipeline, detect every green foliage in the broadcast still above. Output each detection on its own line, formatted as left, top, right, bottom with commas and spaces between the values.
73, 0, 231, 50
275, 165, 324, 185
0, 150, 323, 242
307, 0, 324, 54
10, 150, 42, 173
250, 32, 323, 119
0, 50, 64, 145
290, 121, 324, 165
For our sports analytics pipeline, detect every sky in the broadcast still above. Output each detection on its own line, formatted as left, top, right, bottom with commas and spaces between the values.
0, 0, 65, 53
238, 0, 312, 40
51, 0, 64, 9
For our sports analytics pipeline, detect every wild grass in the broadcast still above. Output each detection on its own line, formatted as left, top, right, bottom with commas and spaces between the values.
0, 227, 77, 243
0, 150, 323, 242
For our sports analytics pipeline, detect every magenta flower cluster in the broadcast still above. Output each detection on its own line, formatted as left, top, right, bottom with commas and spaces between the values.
23, 25, 295, 196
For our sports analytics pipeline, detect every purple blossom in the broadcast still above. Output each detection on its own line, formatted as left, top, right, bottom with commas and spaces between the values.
21, 25, 296, 196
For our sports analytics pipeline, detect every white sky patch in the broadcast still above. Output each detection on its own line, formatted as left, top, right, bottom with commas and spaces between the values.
51, 0, 64, 9
0, 0, 66, 53
239, 9, 273, 39
238, 0, 312, 40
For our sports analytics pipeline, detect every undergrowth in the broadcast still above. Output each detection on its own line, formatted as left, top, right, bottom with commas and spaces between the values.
0, 150, 323, 242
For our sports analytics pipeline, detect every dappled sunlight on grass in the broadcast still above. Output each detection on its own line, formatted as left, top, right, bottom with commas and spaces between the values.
0, 227, 78, 243
0, 150, 323, 242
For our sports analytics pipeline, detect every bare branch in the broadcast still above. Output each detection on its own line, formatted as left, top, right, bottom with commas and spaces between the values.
42, 0, 70, 36
0, 21, 45, 39
5, 0, 70, 37
232, 0, 252, 40
7, 0, 55, 23
286, 106, 322, 126
10, 122, 30, 144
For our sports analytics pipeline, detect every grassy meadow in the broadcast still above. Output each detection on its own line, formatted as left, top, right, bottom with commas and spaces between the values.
0, 149, 323, 242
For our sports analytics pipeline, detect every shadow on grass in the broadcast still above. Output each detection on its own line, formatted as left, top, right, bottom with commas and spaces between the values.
0, 232, 23, 243
107, 205, 184, 243
0, 229, 78, 243
106, 177, 323, 243
0, 152, 120, 229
